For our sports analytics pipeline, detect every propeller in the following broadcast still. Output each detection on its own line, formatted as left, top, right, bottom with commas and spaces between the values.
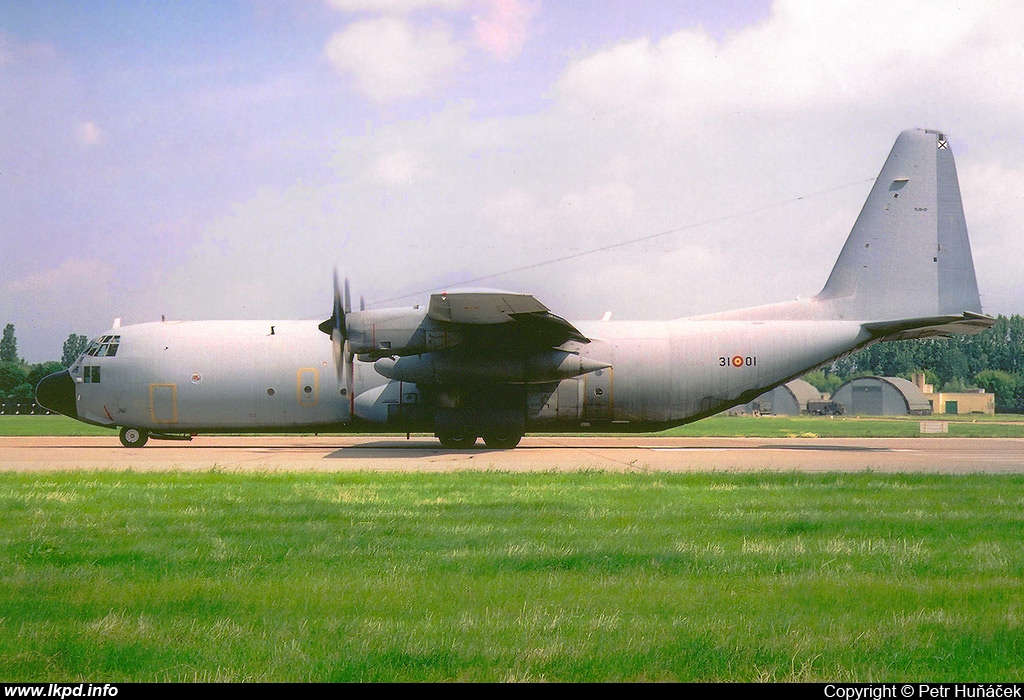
325, 270, 355, 414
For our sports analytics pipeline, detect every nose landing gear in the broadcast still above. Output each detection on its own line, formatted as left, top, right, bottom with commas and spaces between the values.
119, 427, 149, 448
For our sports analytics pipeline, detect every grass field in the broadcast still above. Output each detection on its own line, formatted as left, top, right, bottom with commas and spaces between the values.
0, 415, 117, 437
4, 413, 1024, 439
4, 414, 1023, 681
659, 414, 1024, 438
1, 471, 1023, 682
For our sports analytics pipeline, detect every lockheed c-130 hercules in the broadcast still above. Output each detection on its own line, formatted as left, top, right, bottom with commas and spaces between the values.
36, 129, 994, 448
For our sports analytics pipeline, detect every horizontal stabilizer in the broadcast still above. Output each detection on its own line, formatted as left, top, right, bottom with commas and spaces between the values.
862, 311, 995, 341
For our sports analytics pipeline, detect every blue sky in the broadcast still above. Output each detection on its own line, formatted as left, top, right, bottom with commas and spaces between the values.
2, 1, 1022, 362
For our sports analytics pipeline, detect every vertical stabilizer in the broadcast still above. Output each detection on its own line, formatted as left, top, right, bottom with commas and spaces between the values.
817, 129, 983, 323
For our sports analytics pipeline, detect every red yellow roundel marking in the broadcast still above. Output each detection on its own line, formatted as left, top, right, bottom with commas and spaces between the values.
731, 355, 744, 368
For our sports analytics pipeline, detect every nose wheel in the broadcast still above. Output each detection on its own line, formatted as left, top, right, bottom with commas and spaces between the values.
119, 427, 149, 448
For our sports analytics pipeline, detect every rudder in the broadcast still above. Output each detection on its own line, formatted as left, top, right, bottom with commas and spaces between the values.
817, 129, 983, 323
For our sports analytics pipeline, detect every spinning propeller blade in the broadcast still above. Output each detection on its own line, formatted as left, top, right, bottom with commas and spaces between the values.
328, 270, 355, 410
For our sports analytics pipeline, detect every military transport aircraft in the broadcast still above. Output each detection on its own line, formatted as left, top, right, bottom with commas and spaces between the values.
36, 129, 994, 448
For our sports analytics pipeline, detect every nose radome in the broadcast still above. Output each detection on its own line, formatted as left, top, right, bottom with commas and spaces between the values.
35, 370, 78, 420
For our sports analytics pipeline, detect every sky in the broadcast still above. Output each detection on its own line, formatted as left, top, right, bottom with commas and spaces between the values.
2, 0, 1022, 363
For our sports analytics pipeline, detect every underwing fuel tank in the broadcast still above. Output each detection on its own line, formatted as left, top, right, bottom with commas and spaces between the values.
373, 350, 610, 385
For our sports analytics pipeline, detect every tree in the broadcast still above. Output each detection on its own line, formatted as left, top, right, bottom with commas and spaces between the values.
61, 334, 89, 366
28, 361, 65, 389
824, 315, 1024, 392
974, 370, 1023, 414
802, 370, 844, 395
0, 361, 28, 398
0, 324, 17, 363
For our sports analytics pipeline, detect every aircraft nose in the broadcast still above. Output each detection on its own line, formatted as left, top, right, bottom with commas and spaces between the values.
35, 370, 78, 420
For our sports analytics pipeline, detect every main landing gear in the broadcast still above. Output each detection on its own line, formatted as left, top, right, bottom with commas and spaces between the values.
437, 433, 478, 449
436, 431, 523, 450
481, 430, 522, 450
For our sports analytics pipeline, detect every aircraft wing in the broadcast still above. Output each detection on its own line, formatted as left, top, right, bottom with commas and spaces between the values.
372, 291, 602, 386
427, 291, 590, 346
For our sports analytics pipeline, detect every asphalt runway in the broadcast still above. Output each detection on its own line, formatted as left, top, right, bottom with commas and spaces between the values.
3, 435, 1024, 472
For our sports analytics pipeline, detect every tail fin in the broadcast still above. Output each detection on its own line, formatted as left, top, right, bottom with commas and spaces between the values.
817, 129, 987, 334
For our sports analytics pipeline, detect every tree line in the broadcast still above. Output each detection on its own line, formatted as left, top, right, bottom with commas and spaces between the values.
0, 324, 87, 399
802, 314, 1024, 413
3, 316, 1024, 411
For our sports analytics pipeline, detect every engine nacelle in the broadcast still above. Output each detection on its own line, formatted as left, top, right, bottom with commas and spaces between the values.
373, 350, 610, 385
345, 308, 462, 360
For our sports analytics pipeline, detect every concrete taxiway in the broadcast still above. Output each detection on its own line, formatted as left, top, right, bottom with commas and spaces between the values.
2, 435, 1023, 472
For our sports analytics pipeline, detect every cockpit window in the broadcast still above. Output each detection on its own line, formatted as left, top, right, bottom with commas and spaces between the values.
86, 335, 120, 358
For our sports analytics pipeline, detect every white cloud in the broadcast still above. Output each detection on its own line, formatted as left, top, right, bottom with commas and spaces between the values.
959, 161, 1024, 314
553, 182, 635, 242
324, 16, 464, 102
481, 187, 549, 236
76, 121, 102, 146
481, 181, 634, 242
556, 1, 1024, 123
472, 0, 536, 61
177, 2, 1024, 326
370, 150, 419, 185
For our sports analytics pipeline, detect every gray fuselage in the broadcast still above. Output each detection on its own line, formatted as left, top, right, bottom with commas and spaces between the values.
66, 310, 869, 434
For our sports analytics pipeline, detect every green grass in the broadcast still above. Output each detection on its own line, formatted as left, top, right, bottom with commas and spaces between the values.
5, 413, 1024, 438
657, 414, 1024, 438
1, 471, 1023, 681
0, 415, 116, 436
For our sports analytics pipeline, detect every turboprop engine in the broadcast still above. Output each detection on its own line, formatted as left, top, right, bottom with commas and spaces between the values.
373, 350, 610, 385
344, 307, 463, 360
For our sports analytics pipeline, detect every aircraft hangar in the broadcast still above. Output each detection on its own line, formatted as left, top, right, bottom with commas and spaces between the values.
830, 376, 933, 416
737, 378, 824, 416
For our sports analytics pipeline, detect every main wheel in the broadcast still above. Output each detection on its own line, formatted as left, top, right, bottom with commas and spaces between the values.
437, 433, 478, 449
481, 431, 523, 449
119, 427, 149, 448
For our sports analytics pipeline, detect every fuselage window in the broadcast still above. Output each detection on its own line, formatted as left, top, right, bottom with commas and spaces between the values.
83, 366, 101, 383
